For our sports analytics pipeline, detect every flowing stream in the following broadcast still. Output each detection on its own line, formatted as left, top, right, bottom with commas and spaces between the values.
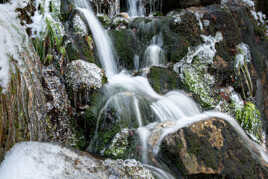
74, 1, 268, 178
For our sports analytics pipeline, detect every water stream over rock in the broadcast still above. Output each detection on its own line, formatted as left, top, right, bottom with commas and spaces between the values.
0, 0, 268, 178
73, 0, 268, 178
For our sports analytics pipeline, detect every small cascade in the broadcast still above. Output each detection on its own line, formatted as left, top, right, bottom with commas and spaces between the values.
75, 0, 118, 78
126, 0, 163, 17
143, 33, 165, 68
127, 0, 145, 17
148, 0, 163, 16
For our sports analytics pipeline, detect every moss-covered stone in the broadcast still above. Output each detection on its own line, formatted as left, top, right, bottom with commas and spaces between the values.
182, 66, 216, 109
98, 14, 112, 28
147, 66, 182, 94
109, 29, 138, 70
65, 35, 96, 64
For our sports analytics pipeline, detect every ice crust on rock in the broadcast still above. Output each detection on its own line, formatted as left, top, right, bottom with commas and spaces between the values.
0, 142, 155, 179
0, 1, 33, 92
173, 32, 223, 73
65, 60, 104, 92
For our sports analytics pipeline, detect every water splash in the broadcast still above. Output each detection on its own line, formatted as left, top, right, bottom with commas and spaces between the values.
140, 111, 268, 165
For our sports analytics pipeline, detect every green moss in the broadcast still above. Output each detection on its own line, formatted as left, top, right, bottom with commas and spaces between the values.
254, 23, 268, 40
32, 17, 65, 65
235, 102, 262, 142
98, 15, 111, 28
82, 90, 141, 157
148, 66, 181, 94
65, 35, 96, 63
109, 29, 136, 70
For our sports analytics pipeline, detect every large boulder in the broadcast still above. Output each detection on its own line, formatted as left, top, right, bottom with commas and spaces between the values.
159, 117, 268, 178
0, 142, 155, 179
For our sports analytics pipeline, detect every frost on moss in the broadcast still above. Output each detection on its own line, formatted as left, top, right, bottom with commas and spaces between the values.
30, 0, 65, 65
234, 43, 253, 98
234, 102, 262, 142
218, 87, 263, 143
173, 32, 223, 109
181, 63, 216, 109
104, 128, 131, 159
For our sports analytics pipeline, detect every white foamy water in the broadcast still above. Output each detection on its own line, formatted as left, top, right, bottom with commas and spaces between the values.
141, 111, 268, 165
73, 7, 268, 170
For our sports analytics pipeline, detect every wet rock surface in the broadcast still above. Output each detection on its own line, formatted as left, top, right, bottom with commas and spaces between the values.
0, 2, 48, 161
147, 66, 181, 94
160, 118, 268, 178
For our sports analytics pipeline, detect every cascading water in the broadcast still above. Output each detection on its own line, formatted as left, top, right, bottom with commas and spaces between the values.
127, 0, 145, 17
127, 0, 163, 17
75, 0, 118, 78
143, 33, 165, 67
73, 1, 268, 178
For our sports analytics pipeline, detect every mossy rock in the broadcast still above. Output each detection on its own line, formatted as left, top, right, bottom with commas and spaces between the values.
109, 29, 138, 70
169, 11, 202, 47
147, 66, 182, 94
98, 14, 112, 29
82, 85, 156, 159
65, 35, 96, 64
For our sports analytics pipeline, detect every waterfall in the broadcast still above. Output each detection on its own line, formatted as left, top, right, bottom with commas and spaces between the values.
127, 0, 145, 17
143, 33, 165, 67
75, 1, 118, 78
73, 1, 268, 178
